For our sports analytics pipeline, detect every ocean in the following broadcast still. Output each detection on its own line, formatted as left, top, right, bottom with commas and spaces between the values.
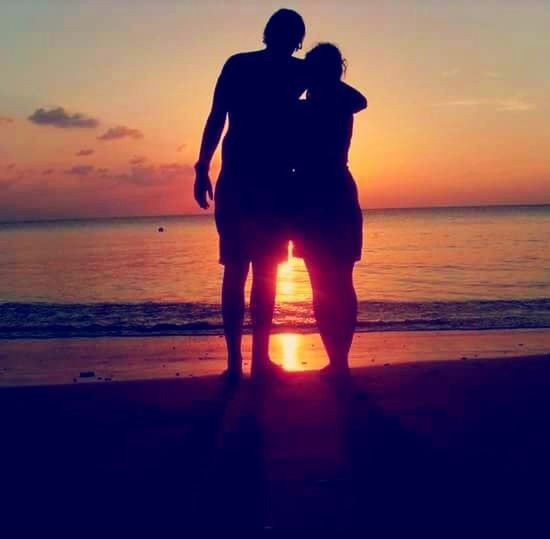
1, 205, 549, 339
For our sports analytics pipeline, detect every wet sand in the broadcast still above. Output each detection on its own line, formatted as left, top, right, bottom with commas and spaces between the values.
2, 333, 550, 535
1, 328, 549, 386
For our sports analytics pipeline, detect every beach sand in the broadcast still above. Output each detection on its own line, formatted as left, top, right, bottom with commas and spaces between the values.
2, 330, 550, 535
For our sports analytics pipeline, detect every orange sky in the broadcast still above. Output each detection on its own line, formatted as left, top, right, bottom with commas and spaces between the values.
1, 1, 549, 221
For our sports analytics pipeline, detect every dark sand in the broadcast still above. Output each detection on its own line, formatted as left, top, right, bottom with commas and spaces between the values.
3, 351, 550, 535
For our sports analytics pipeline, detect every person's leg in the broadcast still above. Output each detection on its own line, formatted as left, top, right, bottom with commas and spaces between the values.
221, 262, 250, 376
249, 257, 281, 377
306, 260, 357, 371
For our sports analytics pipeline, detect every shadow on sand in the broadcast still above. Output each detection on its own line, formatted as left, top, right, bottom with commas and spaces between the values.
3, 359, 550, 535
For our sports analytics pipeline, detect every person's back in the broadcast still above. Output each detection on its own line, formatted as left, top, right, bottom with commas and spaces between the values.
220, 50, 304, 174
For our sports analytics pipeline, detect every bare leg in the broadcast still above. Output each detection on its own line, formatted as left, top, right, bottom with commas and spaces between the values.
249, 258, 280, 377
306, 260, 357, 371
221, 262, 250, 375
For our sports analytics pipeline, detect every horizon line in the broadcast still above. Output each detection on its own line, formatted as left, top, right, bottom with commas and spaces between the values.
1, 201, 550, 226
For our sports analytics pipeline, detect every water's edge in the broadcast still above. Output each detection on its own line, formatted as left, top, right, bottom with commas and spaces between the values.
2, 299, 549, 339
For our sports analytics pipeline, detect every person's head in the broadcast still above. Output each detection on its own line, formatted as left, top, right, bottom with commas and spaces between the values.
263, 9, 306, 55
305, 42, 346, 90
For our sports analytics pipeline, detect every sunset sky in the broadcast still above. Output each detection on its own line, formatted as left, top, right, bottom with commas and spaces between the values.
1, 0, 549, 222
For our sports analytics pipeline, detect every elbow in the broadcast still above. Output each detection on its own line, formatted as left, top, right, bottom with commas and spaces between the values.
352, 96, 367, 114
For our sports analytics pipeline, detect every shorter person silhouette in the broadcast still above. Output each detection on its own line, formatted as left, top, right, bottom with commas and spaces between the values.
292, 43, 367, 379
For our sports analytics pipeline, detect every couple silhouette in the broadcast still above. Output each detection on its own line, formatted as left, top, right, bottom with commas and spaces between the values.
194, 9, 367, 383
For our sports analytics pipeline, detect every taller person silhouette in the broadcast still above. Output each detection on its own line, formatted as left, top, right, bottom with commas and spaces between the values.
194, 9, 307, 382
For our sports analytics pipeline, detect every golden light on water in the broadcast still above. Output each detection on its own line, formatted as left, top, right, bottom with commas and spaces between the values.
279, 333, 299, 371
275, 244, 300, 370
271, 243, 317, 371
277, 241, 296, 299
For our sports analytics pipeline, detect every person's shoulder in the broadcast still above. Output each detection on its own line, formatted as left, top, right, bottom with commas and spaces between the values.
224, 50, 264, 67
289, 56, 304, 67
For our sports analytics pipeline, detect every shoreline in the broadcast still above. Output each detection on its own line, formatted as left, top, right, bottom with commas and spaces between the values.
1, 327, 549, 387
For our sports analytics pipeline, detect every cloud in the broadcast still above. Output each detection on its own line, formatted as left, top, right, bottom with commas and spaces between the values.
442, 68, 460, 79
42, 169, 54, 175
435, 96, 535, 112
6, 163, 16, 170
99, 162, 192, 186
495, 98, 535, 112
65, 165, 94, 176
486, 71, 502, 80
435, 99, 486, 107
0, 178, 18, 190
110, 165, 156, 185
0, 173, 24, 189
0, 116, 15, 125
76, 148, 95, 157
98, 125, 143, 141
159, 162, 192, 175
176, 144, 187, 152
129, 156, 147, 165
28, 107, 99, 129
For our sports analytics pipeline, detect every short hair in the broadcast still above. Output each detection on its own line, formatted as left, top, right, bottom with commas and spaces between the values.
263, 9, 306, 51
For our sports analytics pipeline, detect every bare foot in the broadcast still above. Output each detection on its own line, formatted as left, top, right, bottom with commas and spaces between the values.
320, 363, 351, 383
251, 359, 287, 383
221, 367, 242, 386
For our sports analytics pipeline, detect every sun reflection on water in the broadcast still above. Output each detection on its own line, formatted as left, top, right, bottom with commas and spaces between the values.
271, 333, 303, 371
277, 241, 295, 299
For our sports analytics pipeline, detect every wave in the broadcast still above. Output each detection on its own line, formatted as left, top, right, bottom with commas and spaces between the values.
1, 299, 549, 339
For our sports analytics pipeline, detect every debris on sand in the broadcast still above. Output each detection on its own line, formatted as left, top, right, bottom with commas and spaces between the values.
79, 371, 95, 378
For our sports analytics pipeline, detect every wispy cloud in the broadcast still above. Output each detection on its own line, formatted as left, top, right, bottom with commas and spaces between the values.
42, 169, 54, 175
435, 96, 535, 112
437, 99, 485, 107
442, 68, 460, 79
159, 163, 191, 175
129, 156, 147, 165
28, 107, 99, 129
65, 165, 94, 176
97, 162, 192, 186
176, 144, 187, 152
6, 163, 16, 170
98, 125, 143, 141
76, 149, 95, 157
0, 116, 15, 126
495, 98, 535, 112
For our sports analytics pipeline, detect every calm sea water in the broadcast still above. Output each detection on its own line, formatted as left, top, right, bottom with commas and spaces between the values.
1, 205, 549, 338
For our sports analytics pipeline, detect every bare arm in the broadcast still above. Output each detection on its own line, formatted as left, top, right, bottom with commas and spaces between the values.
338, 81, 368, 114
194, 61, 230, 209
196, 104, 227, 171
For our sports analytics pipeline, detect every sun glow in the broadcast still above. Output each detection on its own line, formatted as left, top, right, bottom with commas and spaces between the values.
278, 241, 297, 300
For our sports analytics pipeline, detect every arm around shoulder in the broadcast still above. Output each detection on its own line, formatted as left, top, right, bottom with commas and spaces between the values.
338, 81, 368, 114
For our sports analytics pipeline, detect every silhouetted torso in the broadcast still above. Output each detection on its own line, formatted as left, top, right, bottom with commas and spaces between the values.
294, 95, 357, 206
293, 95, 363, 262
214, 49, 306, 262
218, 50, 305, 175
